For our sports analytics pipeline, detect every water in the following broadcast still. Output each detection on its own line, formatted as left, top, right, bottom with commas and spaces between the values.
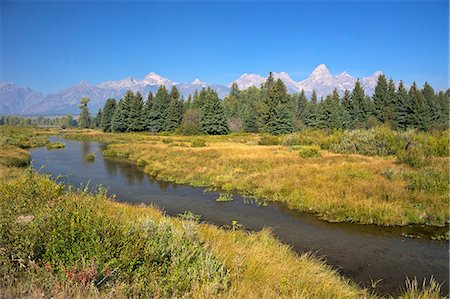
30, 136, 449, 296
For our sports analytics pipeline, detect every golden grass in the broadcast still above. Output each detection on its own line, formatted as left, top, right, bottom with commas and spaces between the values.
74, 130, 449, 226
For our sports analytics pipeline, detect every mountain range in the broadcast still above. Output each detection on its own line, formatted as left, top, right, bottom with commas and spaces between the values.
1, 64, 383, 115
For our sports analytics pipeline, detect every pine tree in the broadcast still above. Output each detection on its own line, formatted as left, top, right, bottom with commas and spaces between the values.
147, 85, 170, 132
258, 74, 293, 134
143, 92, 154, 131
294, 90, 308, 126
422, 82, 438, 127
94, 109, 102, 128
111, 98, 129, 132
78, 97, 91, 129
303, 91, 319, 128
350, 80, 366, 127
395, 81, 409, 130
200, 88, 229, 135
101, 98, 117, 132
373, 74, 388, 122
128, 92, 144, 131
165, 86, 183, 131
407, 82, 428, 130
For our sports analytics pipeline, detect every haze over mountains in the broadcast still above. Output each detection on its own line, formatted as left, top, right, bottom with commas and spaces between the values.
1, 64, 383, 115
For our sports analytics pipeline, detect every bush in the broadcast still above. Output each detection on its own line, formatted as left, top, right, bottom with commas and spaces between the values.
85, 153, 95, 161
281, 130, 330, 148
396, 144, 429, 168
191, 139, 206, 147
298, 145, 321, 158
258, 135, 280, 146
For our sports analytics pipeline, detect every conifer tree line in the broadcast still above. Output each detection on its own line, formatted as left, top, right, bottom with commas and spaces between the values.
89, 72, 448, 135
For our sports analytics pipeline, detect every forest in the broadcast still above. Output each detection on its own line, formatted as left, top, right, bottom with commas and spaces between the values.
73, 73, 450, 135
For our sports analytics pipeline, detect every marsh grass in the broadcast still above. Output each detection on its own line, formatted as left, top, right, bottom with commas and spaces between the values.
46, 142, 65, 150
95, 135, 448, 226
0, 128, 444, 298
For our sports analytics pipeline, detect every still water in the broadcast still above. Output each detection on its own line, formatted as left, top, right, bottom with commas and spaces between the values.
30, 136, 449, 296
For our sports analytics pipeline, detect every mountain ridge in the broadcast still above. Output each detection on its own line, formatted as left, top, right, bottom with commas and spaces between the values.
1, 64, 384, 115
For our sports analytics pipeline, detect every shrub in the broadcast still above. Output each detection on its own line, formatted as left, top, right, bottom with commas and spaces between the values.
85, 153, 95, 161
191, 139, 206, 148
281, 130, 329, 148
396, 144, 429, 168
180, 108, 202, 135
298, 145, 321, 158
258, 135, 280, 146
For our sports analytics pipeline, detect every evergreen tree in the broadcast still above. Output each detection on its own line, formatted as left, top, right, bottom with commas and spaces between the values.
200, 88, 229, 135
373, 74, 388, 122
94, 109, 102, 128
78, 97, 91, 129
259, 74, 293, 134
143, 92, 154, 131
100, 98, 116, 132
435, 90, 449, 129
294, 90, 308, 127
147, 85, 170, 132
128, 92, 144, 131
395, 81, 409, 130
111, 98, 129, 132
407, 82, 428, 130
165, 86, 183, 131
303, 91, 319, 127
350, 80, 366, 127
422, 82, 438, 126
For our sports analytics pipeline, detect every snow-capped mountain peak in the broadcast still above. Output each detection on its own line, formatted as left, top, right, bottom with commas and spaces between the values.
143, 72, 175, 86
192, 78, 204, 85
231, 73, 265, 89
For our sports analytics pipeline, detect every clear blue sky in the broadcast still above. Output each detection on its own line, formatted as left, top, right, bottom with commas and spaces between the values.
1, 0, 448, 93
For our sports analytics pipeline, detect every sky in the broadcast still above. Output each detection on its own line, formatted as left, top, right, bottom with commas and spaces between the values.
1, 0, 448, 93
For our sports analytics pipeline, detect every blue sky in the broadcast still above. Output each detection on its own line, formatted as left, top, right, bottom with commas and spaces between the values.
1, 1, 448, 93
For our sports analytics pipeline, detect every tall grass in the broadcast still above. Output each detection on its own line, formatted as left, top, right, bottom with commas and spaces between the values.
95, 135, 448, 226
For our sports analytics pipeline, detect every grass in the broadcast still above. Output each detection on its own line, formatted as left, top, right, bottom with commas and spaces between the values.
65, 130, 449, 226
0, 127, 444, 298
46, 142, 66, 149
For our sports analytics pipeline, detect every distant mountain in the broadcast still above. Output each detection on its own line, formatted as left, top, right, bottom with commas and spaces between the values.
1, 64, 385, 115
232, 64, 381, 97
0, 83, 44, 115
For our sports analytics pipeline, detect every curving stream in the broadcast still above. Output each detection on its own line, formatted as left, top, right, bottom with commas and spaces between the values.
30, 136, 449, 296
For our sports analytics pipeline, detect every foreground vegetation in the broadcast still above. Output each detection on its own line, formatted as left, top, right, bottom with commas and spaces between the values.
0, 125, 446, 298
64, 127, 449, 227
0, 126, 379, 298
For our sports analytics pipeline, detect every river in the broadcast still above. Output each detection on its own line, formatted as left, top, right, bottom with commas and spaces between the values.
30, 136, 449, 296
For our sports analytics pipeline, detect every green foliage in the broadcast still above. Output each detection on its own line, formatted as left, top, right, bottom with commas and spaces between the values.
191, 138, 206, 147
85, 153, 95, 161
216, 193, 234, 202
405, 167, 448, 193
200, 88, 229, 135
180, 108, 202, 135
78, 97, 91, 129
258, 135, 280, 145
46, 142, 65, 150
100, 98, 117, 132
297, 145, 321, 158
0, 170, 229, 297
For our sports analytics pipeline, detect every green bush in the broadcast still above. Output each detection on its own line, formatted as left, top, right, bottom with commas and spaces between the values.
281, 130, 330, 148
258, 135, 280, 146
85, 153, 95, 161
298, 145, 321, 158
191, 139, 206, 147
396, 144, 429, 168
406, 168, 448, 193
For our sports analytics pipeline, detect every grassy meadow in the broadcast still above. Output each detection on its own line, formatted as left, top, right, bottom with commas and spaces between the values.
63, 128, 449, 226
0, 126, 446, 298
